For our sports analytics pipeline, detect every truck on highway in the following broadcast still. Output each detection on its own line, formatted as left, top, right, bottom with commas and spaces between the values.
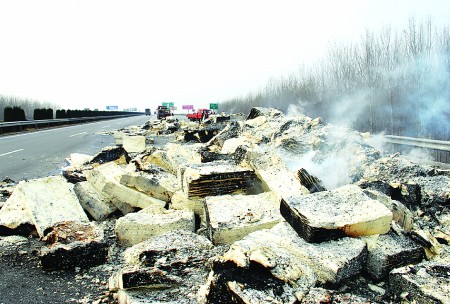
145, 108, 151, 116
157, 106, 172, 120
186, 108, 214, 122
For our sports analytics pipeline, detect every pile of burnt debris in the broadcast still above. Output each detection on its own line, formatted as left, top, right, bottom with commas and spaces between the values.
0, 107, 449, 303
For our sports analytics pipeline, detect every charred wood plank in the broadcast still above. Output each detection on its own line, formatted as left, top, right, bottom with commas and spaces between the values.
281, 185, 392, 243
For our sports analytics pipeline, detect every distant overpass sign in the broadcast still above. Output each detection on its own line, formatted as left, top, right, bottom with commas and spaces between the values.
210, 103, 218, 110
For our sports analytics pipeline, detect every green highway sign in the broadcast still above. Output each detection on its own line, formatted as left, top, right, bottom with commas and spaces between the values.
210, 103, 219, 110
168, 102, 175, 107
162, 102, 168, 106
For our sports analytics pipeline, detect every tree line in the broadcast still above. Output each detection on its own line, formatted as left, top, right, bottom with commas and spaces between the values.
0, 95, 57, 122
220, 18, 449, 140
1, 95, 140, 122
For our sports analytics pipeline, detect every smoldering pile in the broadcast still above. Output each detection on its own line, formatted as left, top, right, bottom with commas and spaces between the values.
0, 107, 449, 304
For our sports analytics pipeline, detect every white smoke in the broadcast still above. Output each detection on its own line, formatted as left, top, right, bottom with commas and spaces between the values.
286, 103, 305, 117
328, 90, 371, 129
404, 148, 434, 164
366, 131, 386, 154
285, 149, 353, 190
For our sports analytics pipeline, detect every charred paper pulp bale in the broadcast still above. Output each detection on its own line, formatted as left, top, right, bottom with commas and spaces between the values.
143, 150, 174, 173
145, 143, 203, 174
61, 153, 93, 183
115, 209, 195, 246
179, 161, 257, 198
389, 255, 450, 304
281, 184, 392, 243
120, 170, 179, 203
184, 126, 222, 143
389, 181, 422, 210
204, 222, 368, 302
410, 229, 443, 259
204, 192, 282, 245
363, 153, 432, 182
412, 175, 450, 207
205, 250, 317, 303
122, 230, 214, 266
112, 230, 218, 303
269, 222, 368, 284
246, 107, 284, 120
249, 150, 309, 200
206, 121, 243, 149
363, 188, 414, 231
365, 232, 424, 280
74, 181, 117, 221
165, 142, 202, 164
90, 145, 130, 165
0, 186, 34, 236
39, 221, 108, 270
170, 190, 206, 225
109, 267, 181, 291
296, 168, 327, 193
220, 137, 253, 154
122, 135, 146, 153
197, 147, 232, 163
85, 162, 166, 215
18, 176, 89, 237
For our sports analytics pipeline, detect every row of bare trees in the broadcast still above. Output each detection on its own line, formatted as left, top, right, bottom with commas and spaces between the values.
221, 18, 449, 140
0, 95, 58, 121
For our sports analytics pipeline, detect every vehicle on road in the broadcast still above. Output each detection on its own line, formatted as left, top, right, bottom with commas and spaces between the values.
145, 108, 151, 116
157, 106, 172, 120
186, 108, 214, 122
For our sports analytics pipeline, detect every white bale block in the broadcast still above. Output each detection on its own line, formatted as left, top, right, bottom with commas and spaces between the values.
115, 208, 195, 246
122, 135, 146, 153
204, 192, 282, 245
74, 181, 117, 221
20, 176, 89, 237
85, 163, 166, 215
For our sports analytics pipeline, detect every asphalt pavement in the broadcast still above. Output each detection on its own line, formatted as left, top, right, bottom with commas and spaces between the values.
0, 115, 152, 182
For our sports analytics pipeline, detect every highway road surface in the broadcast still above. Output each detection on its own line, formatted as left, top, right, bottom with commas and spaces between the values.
0, 115, 152, 182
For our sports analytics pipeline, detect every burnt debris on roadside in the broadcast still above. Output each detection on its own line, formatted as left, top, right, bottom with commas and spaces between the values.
0, 108, 449, 304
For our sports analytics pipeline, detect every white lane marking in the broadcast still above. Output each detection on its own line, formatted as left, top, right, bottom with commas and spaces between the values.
0, 149, 24, 157
101, 125, 111, 129
69, 132, 88, 137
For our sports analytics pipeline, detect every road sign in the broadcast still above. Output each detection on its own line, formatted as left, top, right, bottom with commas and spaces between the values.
168, 102, 175, 107
210, 103, 219, 110
182, 105, 194, 110
162, 102, 168, 107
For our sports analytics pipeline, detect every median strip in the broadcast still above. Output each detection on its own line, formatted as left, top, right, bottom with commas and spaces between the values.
0, 148, 24, 157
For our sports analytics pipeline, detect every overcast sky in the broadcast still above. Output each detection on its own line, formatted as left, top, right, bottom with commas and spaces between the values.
0, 0, 448, 111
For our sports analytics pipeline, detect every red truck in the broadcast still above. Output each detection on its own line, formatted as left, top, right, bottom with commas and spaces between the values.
186, 109, 214, 122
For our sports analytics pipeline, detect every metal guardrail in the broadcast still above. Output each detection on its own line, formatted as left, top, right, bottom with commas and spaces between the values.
0, 114, 143, 134
384, 135, 450, 152
384, 135, 450, 164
